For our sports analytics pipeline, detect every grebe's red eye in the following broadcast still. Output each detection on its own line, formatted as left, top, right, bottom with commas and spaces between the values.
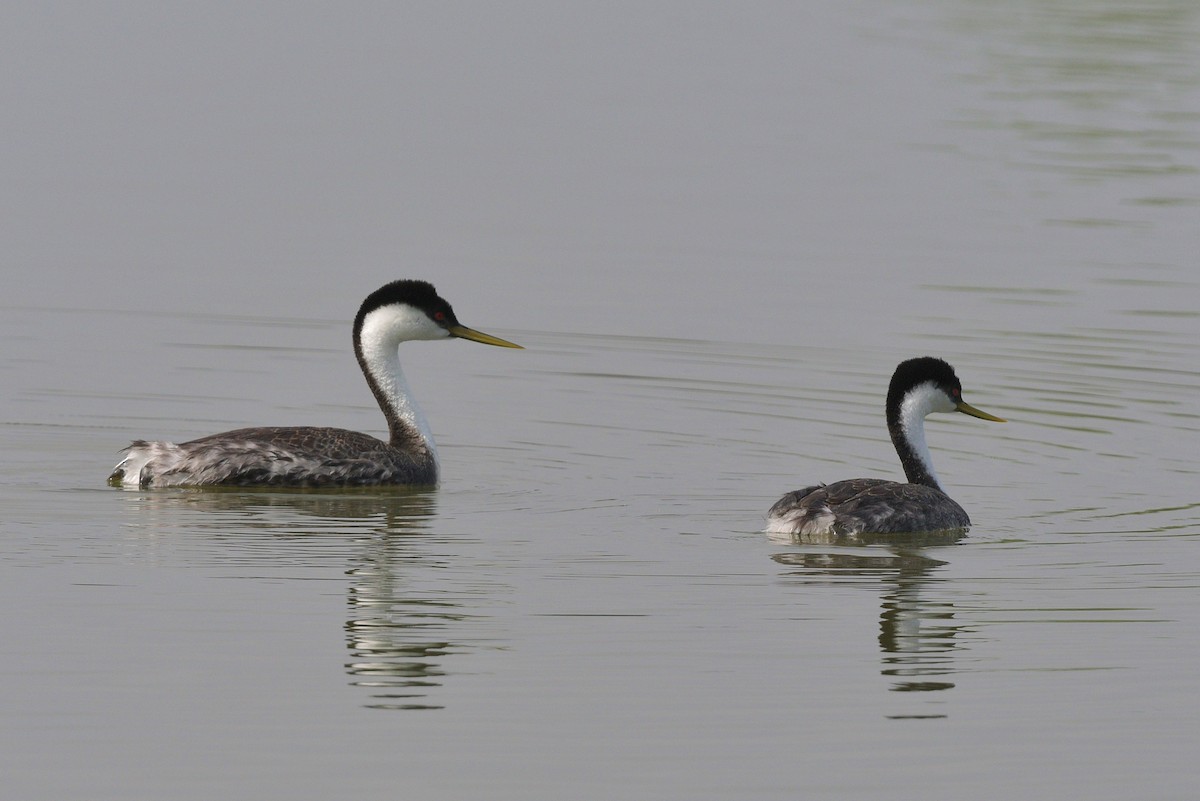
433, 311, 446, 322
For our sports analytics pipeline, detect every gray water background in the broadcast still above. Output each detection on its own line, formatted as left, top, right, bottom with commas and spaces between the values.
2, 2, 1198, 799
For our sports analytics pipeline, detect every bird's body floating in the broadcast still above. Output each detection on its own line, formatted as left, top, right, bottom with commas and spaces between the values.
110, 280, 521, 488
766, 357, 1005, 537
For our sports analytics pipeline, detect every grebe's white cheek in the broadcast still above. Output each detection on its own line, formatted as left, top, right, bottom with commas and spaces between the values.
934, 392, 959, 414
911, 382, 957, 414
410, 314, 453, 341
362, 305, 448, 343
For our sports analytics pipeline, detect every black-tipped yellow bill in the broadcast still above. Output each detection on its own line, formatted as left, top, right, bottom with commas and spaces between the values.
448, 324, 523, 349
956, 400, 1006, 423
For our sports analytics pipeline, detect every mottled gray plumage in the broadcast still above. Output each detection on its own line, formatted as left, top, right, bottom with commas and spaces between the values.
113, 427, 436, 488
767, 478, 969, 537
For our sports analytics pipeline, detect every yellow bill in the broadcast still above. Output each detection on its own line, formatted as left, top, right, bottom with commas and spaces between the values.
956, 400, 1006, 423
448, 324, 523, 349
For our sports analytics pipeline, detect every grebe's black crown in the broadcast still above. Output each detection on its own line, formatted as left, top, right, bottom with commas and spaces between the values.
887, 357, 961, 408
354, 280, 459, 332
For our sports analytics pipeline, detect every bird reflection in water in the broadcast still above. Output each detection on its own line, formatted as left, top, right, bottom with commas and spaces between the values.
345, 528, 468, 712
119, 486, 480, 711
771, 529, 967, 717
330, 490, 499, 712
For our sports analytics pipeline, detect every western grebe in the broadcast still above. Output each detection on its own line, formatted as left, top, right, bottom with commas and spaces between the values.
765, 357, 1005, 537
109, 279, 522, 488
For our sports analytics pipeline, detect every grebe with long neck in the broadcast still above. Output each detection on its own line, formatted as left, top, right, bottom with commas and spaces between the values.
765, 357, 1005, 537
109, 280, 522, 488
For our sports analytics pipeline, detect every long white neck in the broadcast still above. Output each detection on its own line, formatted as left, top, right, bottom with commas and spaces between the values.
890, 383, 953, 490
356, 306, 446, 462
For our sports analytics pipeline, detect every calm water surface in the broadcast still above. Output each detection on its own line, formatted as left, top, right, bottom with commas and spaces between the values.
3, 2, 1198, 800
